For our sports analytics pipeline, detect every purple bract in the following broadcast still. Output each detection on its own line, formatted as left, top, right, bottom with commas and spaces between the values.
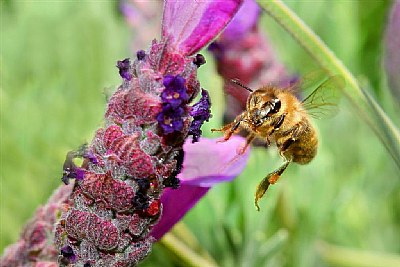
209, 0, 290, 125
151, 136, 250, 240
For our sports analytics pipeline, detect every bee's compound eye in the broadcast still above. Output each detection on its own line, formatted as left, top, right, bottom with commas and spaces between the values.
270, 98, 281, 114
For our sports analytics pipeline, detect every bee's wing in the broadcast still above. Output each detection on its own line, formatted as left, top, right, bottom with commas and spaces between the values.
301, 75, 345, 119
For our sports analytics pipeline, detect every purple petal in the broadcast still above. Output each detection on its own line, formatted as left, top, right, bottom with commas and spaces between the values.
162, 0, 243, 56
220, 0, 261, 42
151, 185, 209, 240
178, 136, 250, 187
384, 0, 400, 101
151, 136, 249, 239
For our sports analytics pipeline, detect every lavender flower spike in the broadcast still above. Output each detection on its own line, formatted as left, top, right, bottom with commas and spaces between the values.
1, 2, 244, 267
151, 136, 250, 240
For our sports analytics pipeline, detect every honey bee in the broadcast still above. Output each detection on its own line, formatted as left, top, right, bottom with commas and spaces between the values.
212, 74, 344, 211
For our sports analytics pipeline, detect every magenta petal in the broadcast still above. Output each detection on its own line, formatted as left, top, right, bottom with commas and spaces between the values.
151, 186, 209, 240
162, 0, 243, 55
150, 137, 249, 240
178, 136, 250, 186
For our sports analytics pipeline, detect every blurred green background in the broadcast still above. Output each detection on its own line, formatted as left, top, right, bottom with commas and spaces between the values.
1, 1, 399, 267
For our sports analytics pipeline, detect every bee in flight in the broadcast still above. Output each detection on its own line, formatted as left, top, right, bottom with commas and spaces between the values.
212, 74, 344, 211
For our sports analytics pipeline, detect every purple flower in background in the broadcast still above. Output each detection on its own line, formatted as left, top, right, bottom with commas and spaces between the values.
384, 0, 400, 102
209, 0, 291, 124
151, 136, 250, 240
120, 1, 163, 52
1, 1, 244, 266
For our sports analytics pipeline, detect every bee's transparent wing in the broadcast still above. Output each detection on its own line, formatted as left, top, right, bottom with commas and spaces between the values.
290, 69, 328, 92
301, 75, 345, 119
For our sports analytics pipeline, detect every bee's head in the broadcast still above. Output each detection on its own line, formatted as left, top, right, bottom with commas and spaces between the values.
247, 91, 281, 126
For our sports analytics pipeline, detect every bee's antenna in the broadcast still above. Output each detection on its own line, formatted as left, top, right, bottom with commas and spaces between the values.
231, 79, 253, 92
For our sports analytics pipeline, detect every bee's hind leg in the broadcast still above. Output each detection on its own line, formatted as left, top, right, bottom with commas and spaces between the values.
255, 160, 291, 211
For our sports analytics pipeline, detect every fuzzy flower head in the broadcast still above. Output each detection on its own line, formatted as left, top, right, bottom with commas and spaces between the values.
53, 1, 243, 266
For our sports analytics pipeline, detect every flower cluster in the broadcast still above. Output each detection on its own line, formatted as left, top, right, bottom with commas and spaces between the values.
189, 89, 212, 143
157, 75, 189, 134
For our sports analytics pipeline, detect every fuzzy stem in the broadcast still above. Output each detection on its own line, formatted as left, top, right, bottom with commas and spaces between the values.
257, 0, 400, 168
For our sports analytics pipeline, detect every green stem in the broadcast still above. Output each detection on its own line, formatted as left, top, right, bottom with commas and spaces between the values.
171, 222, 218, 264
317, 240, 400, 267
160, 233, 219, 267
257, 0, 400, 168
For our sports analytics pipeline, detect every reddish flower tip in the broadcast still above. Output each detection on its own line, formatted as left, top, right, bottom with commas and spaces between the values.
145, 199, 161, 217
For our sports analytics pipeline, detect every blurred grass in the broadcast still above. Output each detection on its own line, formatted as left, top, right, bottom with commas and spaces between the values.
1, 1, 399, 267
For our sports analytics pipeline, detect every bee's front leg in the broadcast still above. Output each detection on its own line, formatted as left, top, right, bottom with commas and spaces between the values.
211, 113, 244, 142
265, 136, 271, 147
237, 133, 256, 155
264, 114, 285, 147
254, 160, 291, 211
